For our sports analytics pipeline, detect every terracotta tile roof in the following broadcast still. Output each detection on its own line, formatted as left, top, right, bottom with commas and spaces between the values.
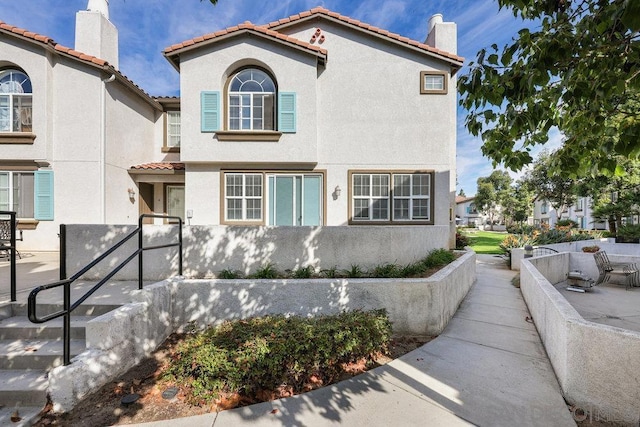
163, 20, 327, 58
130, 162, 185, 171
0, 20, 161, 108
456, 196, 475, 204
265, 6, 464, 64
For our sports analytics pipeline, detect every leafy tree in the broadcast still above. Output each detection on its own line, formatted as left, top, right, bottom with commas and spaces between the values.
501, 180, 534, 226
577, 157, 640, 233
521, 150, 576, 218
459, 0, 640, 175
475, 170, 512, 230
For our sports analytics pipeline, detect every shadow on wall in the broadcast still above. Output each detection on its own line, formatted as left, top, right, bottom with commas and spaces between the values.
63, 224, 451, 281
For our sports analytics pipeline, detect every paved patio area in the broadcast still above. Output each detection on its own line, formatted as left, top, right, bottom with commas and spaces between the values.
553, 281, 640, 333
0, 252, 142, 306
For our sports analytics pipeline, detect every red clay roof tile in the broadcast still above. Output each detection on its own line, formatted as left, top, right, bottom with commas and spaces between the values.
266, 7, 464, 64
163, 19, 328, 57
0, 19, 158, 103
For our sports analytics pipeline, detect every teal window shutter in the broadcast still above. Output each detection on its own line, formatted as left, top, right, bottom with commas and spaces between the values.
34, 170, 54, 220
201, 91, 220, 132
278, 92, 296, 133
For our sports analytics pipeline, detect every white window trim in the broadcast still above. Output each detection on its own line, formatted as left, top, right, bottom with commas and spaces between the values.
166, 111, 181, 147
350, 172, 434, 224
224, 173, 263, 222
0, 170, 34, 218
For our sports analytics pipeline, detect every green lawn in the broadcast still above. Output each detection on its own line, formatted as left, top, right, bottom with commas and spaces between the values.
463, 230, 507, 254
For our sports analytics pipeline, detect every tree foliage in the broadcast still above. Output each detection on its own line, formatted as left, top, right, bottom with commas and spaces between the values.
577, 157, 640, 232
521, 150, 576, 217
459, 0, 640, 175
475, 170, 512, 229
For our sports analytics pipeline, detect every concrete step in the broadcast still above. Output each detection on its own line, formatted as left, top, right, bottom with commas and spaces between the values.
10, 303, 121, 318
0, 369, 48, 406
0, 316, 92, 340
0, 405, 44, 427
0, 339, 86, 370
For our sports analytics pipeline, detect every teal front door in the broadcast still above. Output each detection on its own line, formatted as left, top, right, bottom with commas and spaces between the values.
268, 175, 321, 226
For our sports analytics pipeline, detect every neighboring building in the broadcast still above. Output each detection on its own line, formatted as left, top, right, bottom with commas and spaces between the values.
532, 196, 608, 229
1, 2, 463, 250
455, 195, 483, 227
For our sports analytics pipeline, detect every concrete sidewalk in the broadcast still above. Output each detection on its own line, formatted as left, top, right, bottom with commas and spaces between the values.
0, 252, 60, 303
133, 254, 576, 427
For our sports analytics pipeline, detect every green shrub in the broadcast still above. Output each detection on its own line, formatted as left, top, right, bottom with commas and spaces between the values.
556, 219, 579, 228
321, 266, 340, 278
218, 269, 240, 279
455, 232, 471, 249
371, 263, 402, 278
618, 224, 640, 239
253, 263, 279, 279
422, 248, 455, 269
291, 265, 314, 279
346, 264, 365, 278
163, 310, 392, 404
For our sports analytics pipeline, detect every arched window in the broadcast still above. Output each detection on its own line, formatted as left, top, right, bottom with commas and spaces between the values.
0, 69, 32, 133
228, 68, 275, 131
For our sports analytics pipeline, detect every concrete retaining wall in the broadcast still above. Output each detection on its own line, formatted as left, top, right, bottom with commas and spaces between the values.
48, 250, 476, 411
63, 224, 451, 280
511, 239, 640, 270
520, 254, 640, 426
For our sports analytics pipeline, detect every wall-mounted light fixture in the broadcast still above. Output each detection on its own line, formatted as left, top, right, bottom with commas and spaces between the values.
127, 188, 136, 200
332, 185, 342, 200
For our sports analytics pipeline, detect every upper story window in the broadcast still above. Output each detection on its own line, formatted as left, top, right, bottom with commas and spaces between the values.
166, 111, 180, 148
0, 69, 32, 133
420, 71, 447, 94
541, 202, 548, 215
228, 68, 276, 131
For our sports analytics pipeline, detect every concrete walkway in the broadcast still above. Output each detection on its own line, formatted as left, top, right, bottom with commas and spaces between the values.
133, 254, 576, 427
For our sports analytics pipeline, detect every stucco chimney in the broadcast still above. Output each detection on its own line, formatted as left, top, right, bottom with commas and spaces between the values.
425, 13, 457, 55
75, 0, 119, 68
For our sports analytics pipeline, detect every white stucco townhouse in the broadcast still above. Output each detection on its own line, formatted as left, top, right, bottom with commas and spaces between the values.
0, 3, 180, 250
1, 2, 463, 252
156, 6, 462, 247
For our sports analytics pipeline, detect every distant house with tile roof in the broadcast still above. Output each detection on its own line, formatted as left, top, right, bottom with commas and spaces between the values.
1, 2, 462, 250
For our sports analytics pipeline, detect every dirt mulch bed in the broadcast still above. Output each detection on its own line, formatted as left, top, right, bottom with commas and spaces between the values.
34, 334, 432, 426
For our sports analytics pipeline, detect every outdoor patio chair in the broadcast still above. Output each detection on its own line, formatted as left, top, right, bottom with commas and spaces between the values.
593, 251, 639, 290
0, 219, 22, 259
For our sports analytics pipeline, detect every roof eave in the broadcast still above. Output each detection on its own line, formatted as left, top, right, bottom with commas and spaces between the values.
269, 13, 463, 69
163, 29, 327, 70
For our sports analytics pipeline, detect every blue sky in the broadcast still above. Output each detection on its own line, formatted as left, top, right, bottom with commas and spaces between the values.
1, 0, 561, 196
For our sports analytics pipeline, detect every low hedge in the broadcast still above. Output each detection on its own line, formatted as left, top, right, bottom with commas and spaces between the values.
163, 309, 392, 404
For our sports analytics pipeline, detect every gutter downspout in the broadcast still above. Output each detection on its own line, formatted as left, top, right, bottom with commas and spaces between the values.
101, 73, 116, 223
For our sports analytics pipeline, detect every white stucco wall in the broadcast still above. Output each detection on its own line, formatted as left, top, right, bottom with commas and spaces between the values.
521, 255, 640, 426
1, 36, 162, 250
62, 224, 451, 280
179, 20, 457, 238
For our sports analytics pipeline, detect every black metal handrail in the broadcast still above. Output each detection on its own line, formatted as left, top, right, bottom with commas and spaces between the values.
28, 214, 183, 365
0, 211, 18, 302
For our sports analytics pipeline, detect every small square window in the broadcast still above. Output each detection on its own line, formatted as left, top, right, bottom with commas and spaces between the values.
420, 71, 447, 94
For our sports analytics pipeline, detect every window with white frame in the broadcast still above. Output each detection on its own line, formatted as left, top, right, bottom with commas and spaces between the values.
225, 173, 263, 221
351, 172, 433, 223
575, 198, 584, 211
541, 202, 548, 214
420, 71, 447, 94
0, 69, 33, 133
352, 174, 390, 221
228, 68, 276, 131
393, 174, 431, 221
0, 171, 34, 218
166, 111, 180, 147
